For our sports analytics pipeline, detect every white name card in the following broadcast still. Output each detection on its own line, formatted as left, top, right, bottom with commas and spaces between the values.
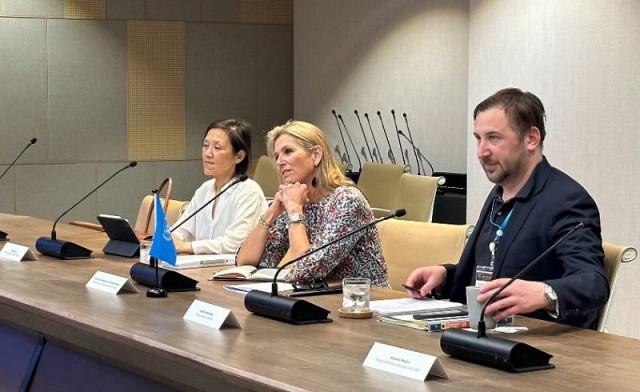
363, 342, 448, 381
183, 299, 240, 330
0, 242, 39, 262
86, 271, 139, 295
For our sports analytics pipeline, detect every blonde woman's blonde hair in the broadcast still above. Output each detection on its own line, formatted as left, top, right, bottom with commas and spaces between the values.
266, 120, 353, 190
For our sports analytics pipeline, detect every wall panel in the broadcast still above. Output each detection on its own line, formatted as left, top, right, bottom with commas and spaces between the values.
0, 18, 47, 165
127, 21, 185, 161
185, 23, 256, 160
294, 0, 469, 173
48, 19, 127, 162
255, 24, 292, 149
15, 163, 97, 222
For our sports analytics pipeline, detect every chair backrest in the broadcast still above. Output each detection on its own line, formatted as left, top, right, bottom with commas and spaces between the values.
393, 173, 444, 222
134, 196, 188, 236
357, 162, 404, 211
377, 219, 473, 290
252, 155, 280, 198
598, 241, 638, 332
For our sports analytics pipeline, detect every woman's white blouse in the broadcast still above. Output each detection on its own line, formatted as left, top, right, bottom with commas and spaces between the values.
173, 177, 268, 254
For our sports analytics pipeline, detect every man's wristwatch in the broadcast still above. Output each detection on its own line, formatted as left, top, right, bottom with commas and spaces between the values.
543, 283, 558, 308
287, 212, 305, 225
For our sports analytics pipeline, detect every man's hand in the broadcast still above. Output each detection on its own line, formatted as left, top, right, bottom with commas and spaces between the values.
404, 266, 447, 299
477, 279, 548, 321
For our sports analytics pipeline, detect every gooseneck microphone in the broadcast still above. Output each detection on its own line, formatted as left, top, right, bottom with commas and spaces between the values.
332, 110, 352, 167
244, 208, 407, 324
171, 175, 248, 233
398, 130, 435, 175
402, 113, 422, 175
338, 114, 362, 171
440, 221, 585, 372
354, 110, 373, 162
35, 161, 137, 259
390, 110, 407, 167
0, 137, 37, 183
364, 113, 383, 163
1, 137, 37, 240
377, 111, 396, 164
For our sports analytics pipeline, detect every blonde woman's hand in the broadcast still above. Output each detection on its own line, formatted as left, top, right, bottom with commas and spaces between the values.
280, 182, 308, 213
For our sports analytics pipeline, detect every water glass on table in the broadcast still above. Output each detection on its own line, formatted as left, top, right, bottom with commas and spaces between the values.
341, 277, 371, 315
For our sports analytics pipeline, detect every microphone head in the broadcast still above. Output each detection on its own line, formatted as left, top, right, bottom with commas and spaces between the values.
402, 113, 407, 118
394, 208, 406, 218
338, 114, 343, 119
30, 137, 38, 144
391, 109, 395, 115
332, 109, 336, 114
398, 129, 405, 135
376, 110, 381, 115
354, 109, 359, 115
364, 113, 369, 118
238, 174, 249, 182
129, 161, 138, 168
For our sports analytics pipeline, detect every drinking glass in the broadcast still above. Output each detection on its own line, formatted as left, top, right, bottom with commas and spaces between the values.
342, 277, 371, 312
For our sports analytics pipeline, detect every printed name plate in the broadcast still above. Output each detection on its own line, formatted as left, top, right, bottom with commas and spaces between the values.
183, 299, 241, 330
363, 342, 447, 381
86, 271, 139, 295
0, 242, 39, 262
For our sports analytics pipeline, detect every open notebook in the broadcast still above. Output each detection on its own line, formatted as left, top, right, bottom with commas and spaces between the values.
210, 265, 292, 282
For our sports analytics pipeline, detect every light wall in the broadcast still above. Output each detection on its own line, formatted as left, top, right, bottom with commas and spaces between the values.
0, 0, 293, 225
294, 0, 469, 174
294, 0, 640, 338
467, 0, 640, 338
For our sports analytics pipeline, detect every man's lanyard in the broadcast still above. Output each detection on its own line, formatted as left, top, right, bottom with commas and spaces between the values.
488, 206, 513, 268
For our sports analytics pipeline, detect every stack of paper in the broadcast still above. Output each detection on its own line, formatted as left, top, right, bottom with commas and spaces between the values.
369, 298, 463, 316
160, 254, 235, 270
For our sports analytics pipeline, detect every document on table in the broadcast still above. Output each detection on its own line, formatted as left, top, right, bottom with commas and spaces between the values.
369, 298, 463, 316
160, 254, 235, 270
224, 282, 295, 294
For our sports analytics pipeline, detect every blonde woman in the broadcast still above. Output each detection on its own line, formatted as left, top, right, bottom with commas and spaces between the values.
236, 120, 388, 286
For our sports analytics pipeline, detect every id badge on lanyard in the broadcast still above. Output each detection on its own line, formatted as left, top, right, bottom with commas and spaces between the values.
475, 207, 513, 288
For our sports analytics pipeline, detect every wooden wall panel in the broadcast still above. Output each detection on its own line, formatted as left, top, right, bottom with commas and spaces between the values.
127, 21, 185, 161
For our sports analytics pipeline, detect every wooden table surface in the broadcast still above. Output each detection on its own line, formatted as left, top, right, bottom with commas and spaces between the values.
1, 213, 639, 391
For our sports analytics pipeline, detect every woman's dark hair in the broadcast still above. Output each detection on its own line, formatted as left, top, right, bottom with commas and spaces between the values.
204, 118, 253, 175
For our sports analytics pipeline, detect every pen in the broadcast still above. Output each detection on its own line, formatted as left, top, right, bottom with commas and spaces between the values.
401, 284, 431, 299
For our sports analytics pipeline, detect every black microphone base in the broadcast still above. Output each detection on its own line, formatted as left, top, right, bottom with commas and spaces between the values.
146, 288, 168, 298
0, 230, 7, 241
35, 237, 92, 259
130, 262, 199, 292
440, 329, 555, 372
244, 290, 332, 325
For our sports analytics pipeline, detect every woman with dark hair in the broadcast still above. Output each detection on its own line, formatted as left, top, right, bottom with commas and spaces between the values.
172, 119, 267, 254
236, 120, 388, 286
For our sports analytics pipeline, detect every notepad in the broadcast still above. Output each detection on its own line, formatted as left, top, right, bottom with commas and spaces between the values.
210, 265, 292, 282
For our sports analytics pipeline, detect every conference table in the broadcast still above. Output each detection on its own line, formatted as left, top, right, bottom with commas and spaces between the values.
1, 213, 639, 391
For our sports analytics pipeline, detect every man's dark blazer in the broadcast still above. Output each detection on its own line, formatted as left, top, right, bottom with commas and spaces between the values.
442, 157, 610, 329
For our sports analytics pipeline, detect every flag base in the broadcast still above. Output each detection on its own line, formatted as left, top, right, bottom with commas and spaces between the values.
146, 288, 168, 298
